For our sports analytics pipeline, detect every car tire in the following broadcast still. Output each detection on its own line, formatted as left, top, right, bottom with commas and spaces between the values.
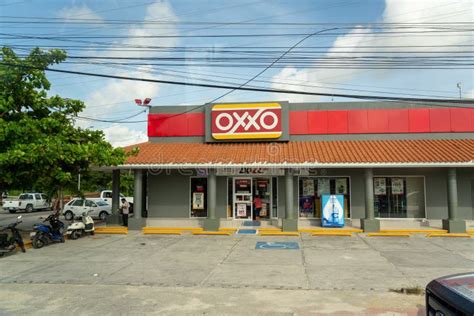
26, 204, 33, 213
64, 211, 74, 221
8, 210, 16, 214
99, 211, 108, 221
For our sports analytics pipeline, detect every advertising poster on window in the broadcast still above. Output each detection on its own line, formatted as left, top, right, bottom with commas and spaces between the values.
192, 192, 204, 209
236, 179, 251, 193
237, 203, 247, 217
374, 178, 387, 195
335, 178, 347, 195
260, 203, 268, 217
299, 196, 314, 217
321, 194, 345, 227
391, 178, 404, 195
317, 178, 330, 197
302, 179, 315, 196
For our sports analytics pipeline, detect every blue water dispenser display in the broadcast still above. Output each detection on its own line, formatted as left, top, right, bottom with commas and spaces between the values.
321, 194, 345, 227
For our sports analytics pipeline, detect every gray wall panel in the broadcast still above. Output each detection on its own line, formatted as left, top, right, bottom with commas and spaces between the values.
147, 171, 190, 218
458, 172, 473, 220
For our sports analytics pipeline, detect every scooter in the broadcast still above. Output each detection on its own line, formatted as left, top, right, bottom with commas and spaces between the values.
66, 211, 95, 240
0, 215, 25, 257
31, 213, 65, 249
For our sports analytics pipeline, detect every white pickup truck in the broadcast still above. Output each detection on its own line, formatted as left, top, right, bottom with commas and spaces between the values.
91, 190, 134, 207
2, 193, 50, 213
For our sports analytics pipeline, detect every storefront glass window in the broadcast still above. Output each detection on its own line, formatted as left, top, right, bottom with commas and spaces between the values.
374, 176, 425, 218
190, 177, 207, 218
298, 177, 351, 218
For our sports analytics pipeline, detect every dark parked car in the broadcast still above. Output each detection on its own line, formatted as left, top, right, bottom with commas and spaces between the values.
426, 272, 474, 315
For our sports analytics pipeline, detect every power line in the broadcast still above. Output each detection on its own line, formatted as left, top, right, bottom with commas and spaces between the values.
2, 62, 472, 106
1, 16, 473, 25
209, 28, 340, 103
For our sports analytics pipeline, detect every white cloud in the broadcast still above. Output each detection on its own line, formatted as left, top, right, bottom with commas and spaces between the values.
102, 124, 148, 147
58, 5, 104, 22
464, 88, 474, 99
78, 0, 178, 146
82, 1, 180, 123
271, 0, 473, 102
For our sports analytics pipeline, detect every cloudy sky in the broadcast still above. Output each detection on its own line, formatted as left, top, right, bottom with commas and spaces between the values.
1, 0, 473, 146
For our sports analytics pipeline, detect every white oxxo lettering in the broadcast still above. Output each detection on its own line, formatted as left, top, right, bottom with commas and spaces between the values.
215, 109, 279, 133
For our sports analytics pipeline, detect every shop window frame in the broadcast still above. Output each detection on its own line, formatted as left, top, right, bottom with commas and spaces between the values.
226, 176, 279, 220
189, 176, 208, 219
297, 176, 352, 219
373, 175, 426, 219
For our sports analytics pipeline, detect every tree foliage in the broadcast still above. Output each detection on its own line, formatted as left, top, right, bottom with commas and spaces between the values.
0, 47, 129, 195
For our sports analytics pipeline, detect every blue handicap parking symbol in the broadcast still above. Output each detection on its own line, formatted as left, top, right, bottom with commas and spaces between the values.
255, 242, 300, 250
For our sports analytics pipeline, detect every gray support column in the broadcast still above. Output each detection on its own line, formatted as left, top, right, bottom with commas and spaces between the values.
204, 169, 219, 231
282, 169, 298, 232
361, 168, 380, 232
128, 169, 146, 230
106, 169, 121, 225
443, 168, 466, 233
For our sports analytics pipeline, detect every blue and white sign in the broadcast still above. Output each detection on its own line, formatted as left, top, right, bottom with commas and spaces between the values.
255, 242, 300, 250
321, 194, 344, 227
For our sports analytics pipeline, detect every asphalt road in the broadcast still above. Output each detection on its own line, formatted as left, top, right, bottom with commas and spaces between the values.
0, 207, 58, 232
3, 232, 473, 314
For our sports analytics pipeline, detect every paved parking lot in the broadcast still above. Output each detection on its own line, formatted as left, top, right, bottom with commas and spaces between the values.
0, 232, 472, 315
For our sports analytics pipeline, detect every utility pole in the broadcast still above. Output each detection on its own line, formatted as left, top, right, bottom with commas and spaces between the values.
457, 82, 462, 99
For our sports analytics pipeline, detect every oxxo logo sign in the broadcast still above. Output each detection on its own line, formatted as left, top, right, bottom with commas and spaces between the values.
211, 103, 282, 140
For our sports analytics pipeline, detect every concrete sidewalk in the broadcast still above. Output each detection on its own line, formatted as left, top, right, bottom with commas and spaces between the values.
0, 232, 472, 315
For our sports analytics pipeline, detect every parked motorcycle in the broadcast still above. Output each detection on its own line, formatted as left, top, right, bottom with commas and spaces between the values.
66, 211, 95, 240
0, 215, 25, 257
31, 213, 65, 249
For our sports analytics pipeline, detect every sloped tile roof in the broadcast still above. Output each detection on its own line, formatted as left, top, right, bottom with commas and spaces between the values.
123, 139, 474, 166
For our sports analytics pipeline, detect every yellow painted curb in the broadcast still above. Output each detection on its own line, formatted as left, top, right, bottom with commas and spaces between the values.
16, 240, 32, 250
95, 231, 128, 235
143, 227, 203, 233
427, 233, 471, 238
95, 227, 128, 234
143, 230, 182, 235
367, 232, 410, 237
258, 227, 282, 232
219, 228, 238, 232
311, 232, 353, 237
380, 229, 447, 234
299, 228, 363, 233
193, 231, 232, 236
259, 232, 300, 236
467, 229, 474, 234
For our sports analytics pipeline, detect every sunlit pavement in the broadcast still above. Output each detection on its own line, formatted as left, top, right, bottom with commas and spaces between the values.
0, 232, 472, 315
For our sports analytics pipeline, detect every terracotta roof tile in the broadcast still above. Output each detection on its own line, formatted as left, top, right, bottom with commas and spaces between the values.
123, 139, 474, 166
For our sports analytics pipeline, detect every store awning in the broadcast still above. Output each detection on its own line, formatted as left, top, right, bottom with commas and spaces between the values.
106, 139, 474, 169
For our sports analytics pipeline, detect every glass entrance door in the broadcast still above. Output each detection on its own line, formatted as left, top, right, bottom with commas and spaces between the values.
233, 178, 252, 219
253, 178, 272, 219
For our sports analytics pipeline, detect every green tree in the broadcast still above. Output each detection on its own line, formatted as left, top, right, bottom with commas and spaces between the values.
0, 47, 129, 200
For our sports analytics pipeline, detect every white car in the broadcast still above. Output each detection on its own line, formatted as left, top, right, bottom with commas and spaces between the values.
63, 198, 112, 221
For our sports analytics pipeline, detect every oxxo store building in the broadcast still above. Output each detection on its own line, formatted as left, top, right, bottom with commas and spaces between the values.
106, 101, 474, 233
